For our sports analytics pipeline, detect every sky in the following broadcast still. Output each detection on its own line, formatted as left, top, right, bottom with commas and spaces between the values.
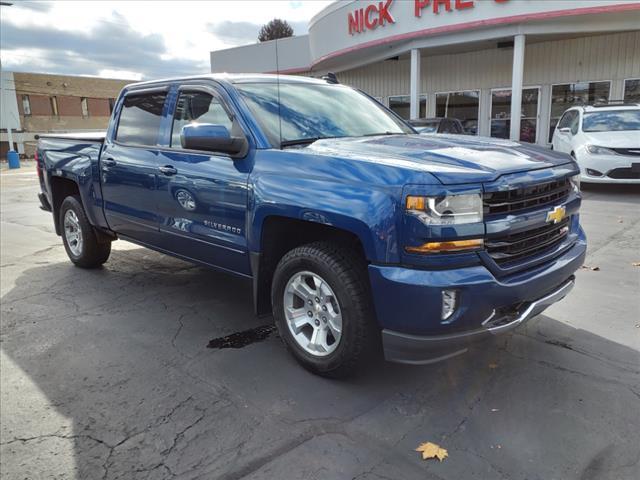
0, 0, 332, 80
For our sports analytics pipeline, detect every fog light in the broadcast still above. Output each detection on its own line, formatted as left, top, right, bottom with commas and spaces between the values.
586, 168, 603, 177
442, 290, 458, 320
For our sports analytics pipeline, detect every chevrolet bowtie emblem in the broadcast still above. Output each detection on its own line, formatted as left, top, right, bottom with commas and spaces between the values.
546, 205, 567, 224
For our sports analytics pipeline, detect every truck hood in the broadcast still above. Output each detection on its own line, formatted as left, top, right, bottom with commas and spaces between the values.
307, 134, 573, 184
581, 130, 640, 148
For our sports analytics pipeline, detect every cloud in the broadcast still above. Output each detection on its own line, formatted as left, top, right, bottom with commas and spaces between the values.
0, 15, 208, 79
207, 19, 309, 47
12, 1, 52, 12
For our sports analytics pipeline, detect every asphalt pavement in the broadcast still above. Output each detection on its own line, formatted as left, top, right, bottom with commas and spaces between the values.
1, 164, 639, 480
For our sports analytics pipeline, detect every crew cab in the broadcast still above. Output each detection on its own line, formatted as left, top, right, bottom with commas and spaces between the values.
36, 74, 586, 377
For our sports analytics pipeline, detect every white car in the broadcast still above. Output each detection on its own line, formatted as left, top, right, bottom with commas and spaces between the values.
551, 103, 640, 184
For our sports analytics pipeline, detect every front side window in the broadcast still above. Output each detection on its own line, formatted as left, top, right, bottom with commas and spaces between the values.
171, 91, 233, 148
115, 92, 167, 145
624, 79, 640, 102
388, 95, 427, 119
557, 110, 576, 129
436, 91, 480, 135
236, 83, 412, 146
582, 110, 640, 132
549, 81, 610, 142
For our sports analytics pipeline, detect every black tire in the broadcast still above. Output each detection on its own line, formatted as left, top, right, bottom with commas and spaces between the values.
271, 241, 378, 378
59, 195, 111, 268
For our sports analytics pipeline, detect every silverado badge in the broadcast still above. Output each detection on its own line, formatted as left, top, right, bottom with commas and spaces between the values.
546, 205, 567, 224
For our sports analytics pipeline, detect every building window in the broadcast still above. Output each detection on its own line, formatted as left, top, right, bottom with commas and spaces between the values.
624, 79, 640, 102
548, 81, 610, 142
50, 96, 59, 116
436, 91, 480, 135
22, 95, 31, 116
108, 98, 115, 113
81, 97, 89, 117
388, 95, 426, 119
490, 88, 539, 143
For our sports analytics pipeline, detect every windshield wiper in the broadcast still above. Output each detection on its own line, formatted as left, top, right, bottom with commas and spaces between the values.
280, 137, 323, 148
281, 136, 342, 148
362, 131, 405, 137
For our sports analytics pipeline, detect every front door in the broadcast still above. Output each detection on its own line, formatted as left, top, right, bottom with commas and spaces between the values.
101, 89, 168, 244
154, 87, 251, 275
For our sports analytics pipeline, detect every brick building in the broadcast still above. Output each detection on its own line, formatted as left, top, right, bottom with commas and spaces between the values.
1, 72, 131, 159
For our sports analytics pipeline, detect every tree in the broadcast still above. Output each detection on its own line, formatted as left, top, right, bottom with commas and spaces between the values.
258, 19, 294, 42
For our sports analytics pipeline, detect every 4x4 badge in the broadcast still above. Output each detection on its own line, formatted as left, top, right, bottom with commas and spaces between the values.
546, 205, 567, 224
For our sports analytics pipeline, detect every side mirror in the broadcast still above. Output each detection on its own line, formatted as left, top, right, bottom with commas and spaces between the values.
558, 127, 572, 135
181, 124, 247, 156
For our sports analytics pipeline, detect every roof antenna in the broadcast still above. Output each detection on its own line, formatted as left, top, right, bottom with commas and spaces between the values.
275, 39, 283, 149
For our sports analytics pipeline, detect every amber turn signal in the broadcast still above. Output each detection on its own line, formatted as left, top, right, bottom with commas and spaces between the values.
405, 238, 484, 254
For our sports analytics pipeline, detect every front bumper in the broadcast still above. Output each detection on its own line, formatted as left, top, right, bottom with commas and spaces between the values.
369, 229, 586, 364
382, 277, 574, 364
577, 152, 640, 184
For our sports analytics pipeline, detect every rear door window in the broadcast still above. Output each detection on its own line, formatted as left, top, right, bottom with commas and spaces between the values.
116, 92, 167, 145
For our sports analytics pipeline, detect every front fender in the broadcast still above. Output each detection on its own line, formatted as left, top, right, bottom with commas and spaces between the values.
249, 173, 402, 263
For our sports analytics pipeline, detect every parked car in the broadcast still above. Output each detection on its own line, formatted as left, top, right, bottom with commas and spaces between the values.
409, 117, 465, 134
36, 74, 586, 377
551, 102, 640, 183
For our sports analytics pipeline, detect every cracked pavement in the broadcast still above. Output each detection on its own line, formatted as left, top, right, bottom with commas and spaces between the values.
1, 165, 639, 479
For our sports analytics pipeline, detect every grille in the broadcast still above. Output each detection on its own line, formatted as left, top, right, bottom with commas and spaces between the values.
486, 217, 571, 266
611, 148, 640, 157
608, 168, 640, 179
483, 177, 571, 215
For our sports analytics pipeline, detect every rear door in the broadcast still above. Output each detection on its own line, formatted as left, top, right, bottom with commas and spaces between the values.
101, 88, 168, 244
154, 84, 251, 275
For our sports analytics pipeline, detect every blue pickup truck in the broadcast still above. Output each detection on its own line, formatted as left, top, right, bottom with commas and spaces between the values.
36, 74, 586, 377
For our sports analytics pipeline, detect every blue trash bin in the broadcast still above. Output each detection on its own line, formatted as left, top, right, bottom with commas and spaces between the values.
7, 150, 20, 169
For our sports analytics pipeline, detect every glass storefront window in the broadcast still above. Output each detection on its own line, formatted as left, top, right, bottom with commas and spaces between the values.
388, 95, 426, 119
490, 88, 539, 143
436, 91, 480, 135
624, 79, 640, 102
548, 81, 610, 142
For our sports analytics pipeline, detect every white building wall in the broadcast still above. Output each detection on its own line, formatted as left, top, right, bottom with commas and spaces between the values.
338, 31, 640, 144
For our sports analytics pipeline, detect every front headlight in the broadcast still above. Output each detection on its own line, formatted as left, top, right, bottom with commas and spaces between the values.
406, 193, 483, 225
585, 145, 617, 155
569, 173, 581, 193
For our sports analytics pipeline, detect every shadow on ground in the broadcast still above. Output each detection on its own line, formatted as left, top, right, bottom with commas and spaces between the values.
1, 248, 639, 480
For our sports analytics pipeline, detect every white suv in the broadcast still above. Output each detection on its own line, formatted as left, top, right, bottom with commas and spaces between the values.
551, 103, 640, 184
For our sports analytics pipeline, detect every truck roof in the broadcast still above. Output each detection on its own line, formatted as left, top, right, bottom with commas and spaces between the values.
126, 73, 332, 90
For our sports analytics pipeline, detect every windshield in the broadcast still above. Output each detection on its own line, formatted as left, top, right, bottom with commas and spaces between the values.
235, 83, 413, 147
582, 110, 640, 132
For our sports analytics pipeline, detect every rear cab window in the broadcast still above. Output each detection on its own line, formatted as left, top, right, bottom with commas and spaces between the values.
115, 91, 168, 145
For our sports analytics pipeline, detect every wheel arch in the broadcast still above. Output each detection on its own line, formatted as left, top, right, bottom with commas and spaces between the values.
251, 215, 370, 316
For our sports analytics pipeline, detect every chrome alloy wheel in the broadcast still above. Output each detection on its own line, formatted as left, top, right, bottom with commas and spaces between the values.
283, 271, 342, 356
63, 210, 83, 256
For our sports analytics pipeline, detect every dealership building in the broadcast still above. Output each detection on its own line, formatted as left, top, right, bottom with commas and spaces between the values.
210, 0, 640, 146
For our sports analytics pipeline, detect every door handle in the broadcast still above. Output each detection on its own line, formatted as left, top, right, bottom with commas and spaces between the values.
102, 157, 117, 167
159, 165, 178, 176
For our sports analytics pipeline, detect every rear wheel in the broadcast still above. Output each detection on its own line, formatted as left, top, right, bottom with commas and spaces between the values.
60, 195, 111, 268
271, 241, 377, 377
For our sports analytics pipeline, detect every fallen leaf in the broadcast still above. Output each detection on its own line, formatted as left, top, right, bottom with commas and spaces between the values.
581, 265, 600, 271
415, 442, 448, 462
632, 262, 640, 267
491, 408, 500, 412
488, 363, 498, 369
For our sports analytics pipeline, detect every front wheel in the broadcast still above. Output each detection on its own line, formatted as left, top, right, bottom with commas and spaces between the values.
271, 242, 378, 377
60, 195, 111, 268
